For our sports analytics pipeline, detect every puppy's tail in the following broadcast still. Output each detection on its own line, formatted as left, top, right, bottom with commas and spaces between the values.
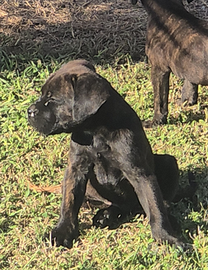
27, 180, 62, 194
173, 170, 198, 203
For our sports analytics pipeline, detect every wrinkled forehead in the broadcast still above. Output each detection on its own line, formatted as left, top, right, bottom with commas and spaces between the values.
56, 59, 96, 76
41, 60, 96, 95
55, 65, 95, 78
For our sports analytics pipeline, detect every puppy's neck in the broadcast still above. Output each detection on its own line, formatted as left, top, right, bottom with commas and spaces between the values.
71, 131, 93, 145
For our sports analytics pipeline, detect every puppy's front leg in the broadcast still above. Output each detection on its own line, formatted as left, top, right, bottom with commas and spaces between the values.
124, 170, 181, 246
51, 159, 88, 248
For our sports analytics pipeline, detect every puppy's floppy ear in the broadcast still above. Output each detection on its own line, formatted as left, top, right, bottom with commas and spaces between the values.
69, 73, 110, 123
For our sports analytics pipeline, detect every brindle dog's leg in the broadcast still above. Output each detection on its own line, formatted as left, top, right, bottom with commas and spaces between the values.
181, 80, 198, 106
151, 66, 170, 125
51, 158, 88, 248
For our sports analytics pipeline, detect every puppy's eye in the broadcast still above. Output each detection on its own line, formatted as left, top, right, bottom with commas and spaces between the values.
47, 91, 52, 98
44, 92, 53, 106
44, 101, 50, 106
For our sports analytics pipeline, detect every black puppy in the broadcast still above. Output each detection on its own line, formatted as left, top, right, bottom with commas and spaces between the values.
91, 153, 181, 229
28, 59, 183, 248
133, 0, 207, 125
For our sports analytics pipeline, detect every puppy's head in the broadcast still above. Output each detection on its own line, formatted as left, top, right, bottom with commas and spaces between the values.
28, 59, 110, 135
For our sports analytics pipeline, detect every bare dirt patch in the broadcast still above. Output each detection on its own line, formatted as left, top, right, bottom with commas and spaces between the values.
0, 0, 208, 64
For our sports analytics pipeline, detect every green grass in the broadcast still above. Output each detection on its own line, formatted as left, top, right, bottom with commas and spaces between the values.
0, 55, 208, 269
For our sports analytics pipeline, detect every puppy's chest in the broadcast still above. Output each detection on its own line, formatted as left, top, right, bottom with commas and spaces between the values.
90, 135, 123, 185
92, 135, 110, 156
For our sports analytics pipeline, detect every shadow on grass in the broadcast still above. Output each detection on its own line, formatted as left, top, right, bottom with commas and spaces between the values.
168, 108, 207, 125
0, 0, 147, 72
169, 167, 208, 243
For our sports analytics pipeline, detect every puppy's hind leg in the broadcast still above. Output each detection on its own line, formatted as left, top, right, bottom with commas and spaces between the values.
154, 154, 179, 202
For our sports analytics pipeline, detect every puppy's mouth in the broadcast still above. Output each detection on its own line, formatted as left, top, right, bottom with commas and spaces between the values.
28, 112, 75, 136
28, 105, 57, 135
28, 116, 56, 135
28, 102, 82, 136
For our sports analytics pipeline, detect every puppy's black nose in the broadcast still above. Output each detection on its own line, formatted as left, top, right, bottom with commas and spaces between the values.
28, 105, 39, 118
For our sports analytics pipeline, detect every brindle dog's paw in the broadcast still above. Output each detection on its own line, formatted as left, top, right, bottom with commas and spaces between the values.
93, 206, 124, 229
142, 120, 154, 128
142, 117, 167, 128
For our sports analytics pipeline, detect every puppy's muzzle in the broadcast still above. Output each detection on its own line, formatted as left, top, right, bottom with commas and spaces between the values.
28, 105, 39, 118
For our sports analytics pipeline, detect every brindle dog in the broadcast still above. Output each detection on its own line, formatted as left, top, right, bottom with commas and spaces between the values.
132, 0, 208, 125
28, 59, 189, 249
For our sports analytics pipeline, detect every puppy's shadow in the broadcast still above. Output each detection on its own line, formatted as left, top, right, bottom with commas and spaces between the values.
169, 168, 208, 242
79, 168, 208, 244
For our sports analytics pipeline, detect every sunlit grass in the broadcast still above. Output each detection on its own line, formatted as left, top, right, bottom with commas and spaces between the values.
0, 55, 208, 269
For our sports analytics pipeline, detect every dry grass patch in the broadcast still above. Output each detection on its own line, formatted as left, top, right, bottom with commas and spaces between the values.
1, 0, 208, 65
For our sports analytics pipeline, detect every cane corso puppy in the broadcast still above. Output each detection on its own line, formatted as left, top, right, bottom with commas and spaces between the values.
132, 0, 207, 125
28, 59, 184, 248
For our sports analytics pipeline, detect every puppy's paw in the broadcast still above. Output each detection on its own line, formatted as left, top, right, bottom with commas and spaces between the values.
152, 226, 192, 251
45, 224, 78, 249
177, 242, 193, 252
93, 206, 124, 229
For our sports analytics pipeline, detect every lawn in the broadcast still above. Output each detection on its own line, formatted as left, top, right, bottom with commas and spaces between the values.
0, 0, 208, 269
